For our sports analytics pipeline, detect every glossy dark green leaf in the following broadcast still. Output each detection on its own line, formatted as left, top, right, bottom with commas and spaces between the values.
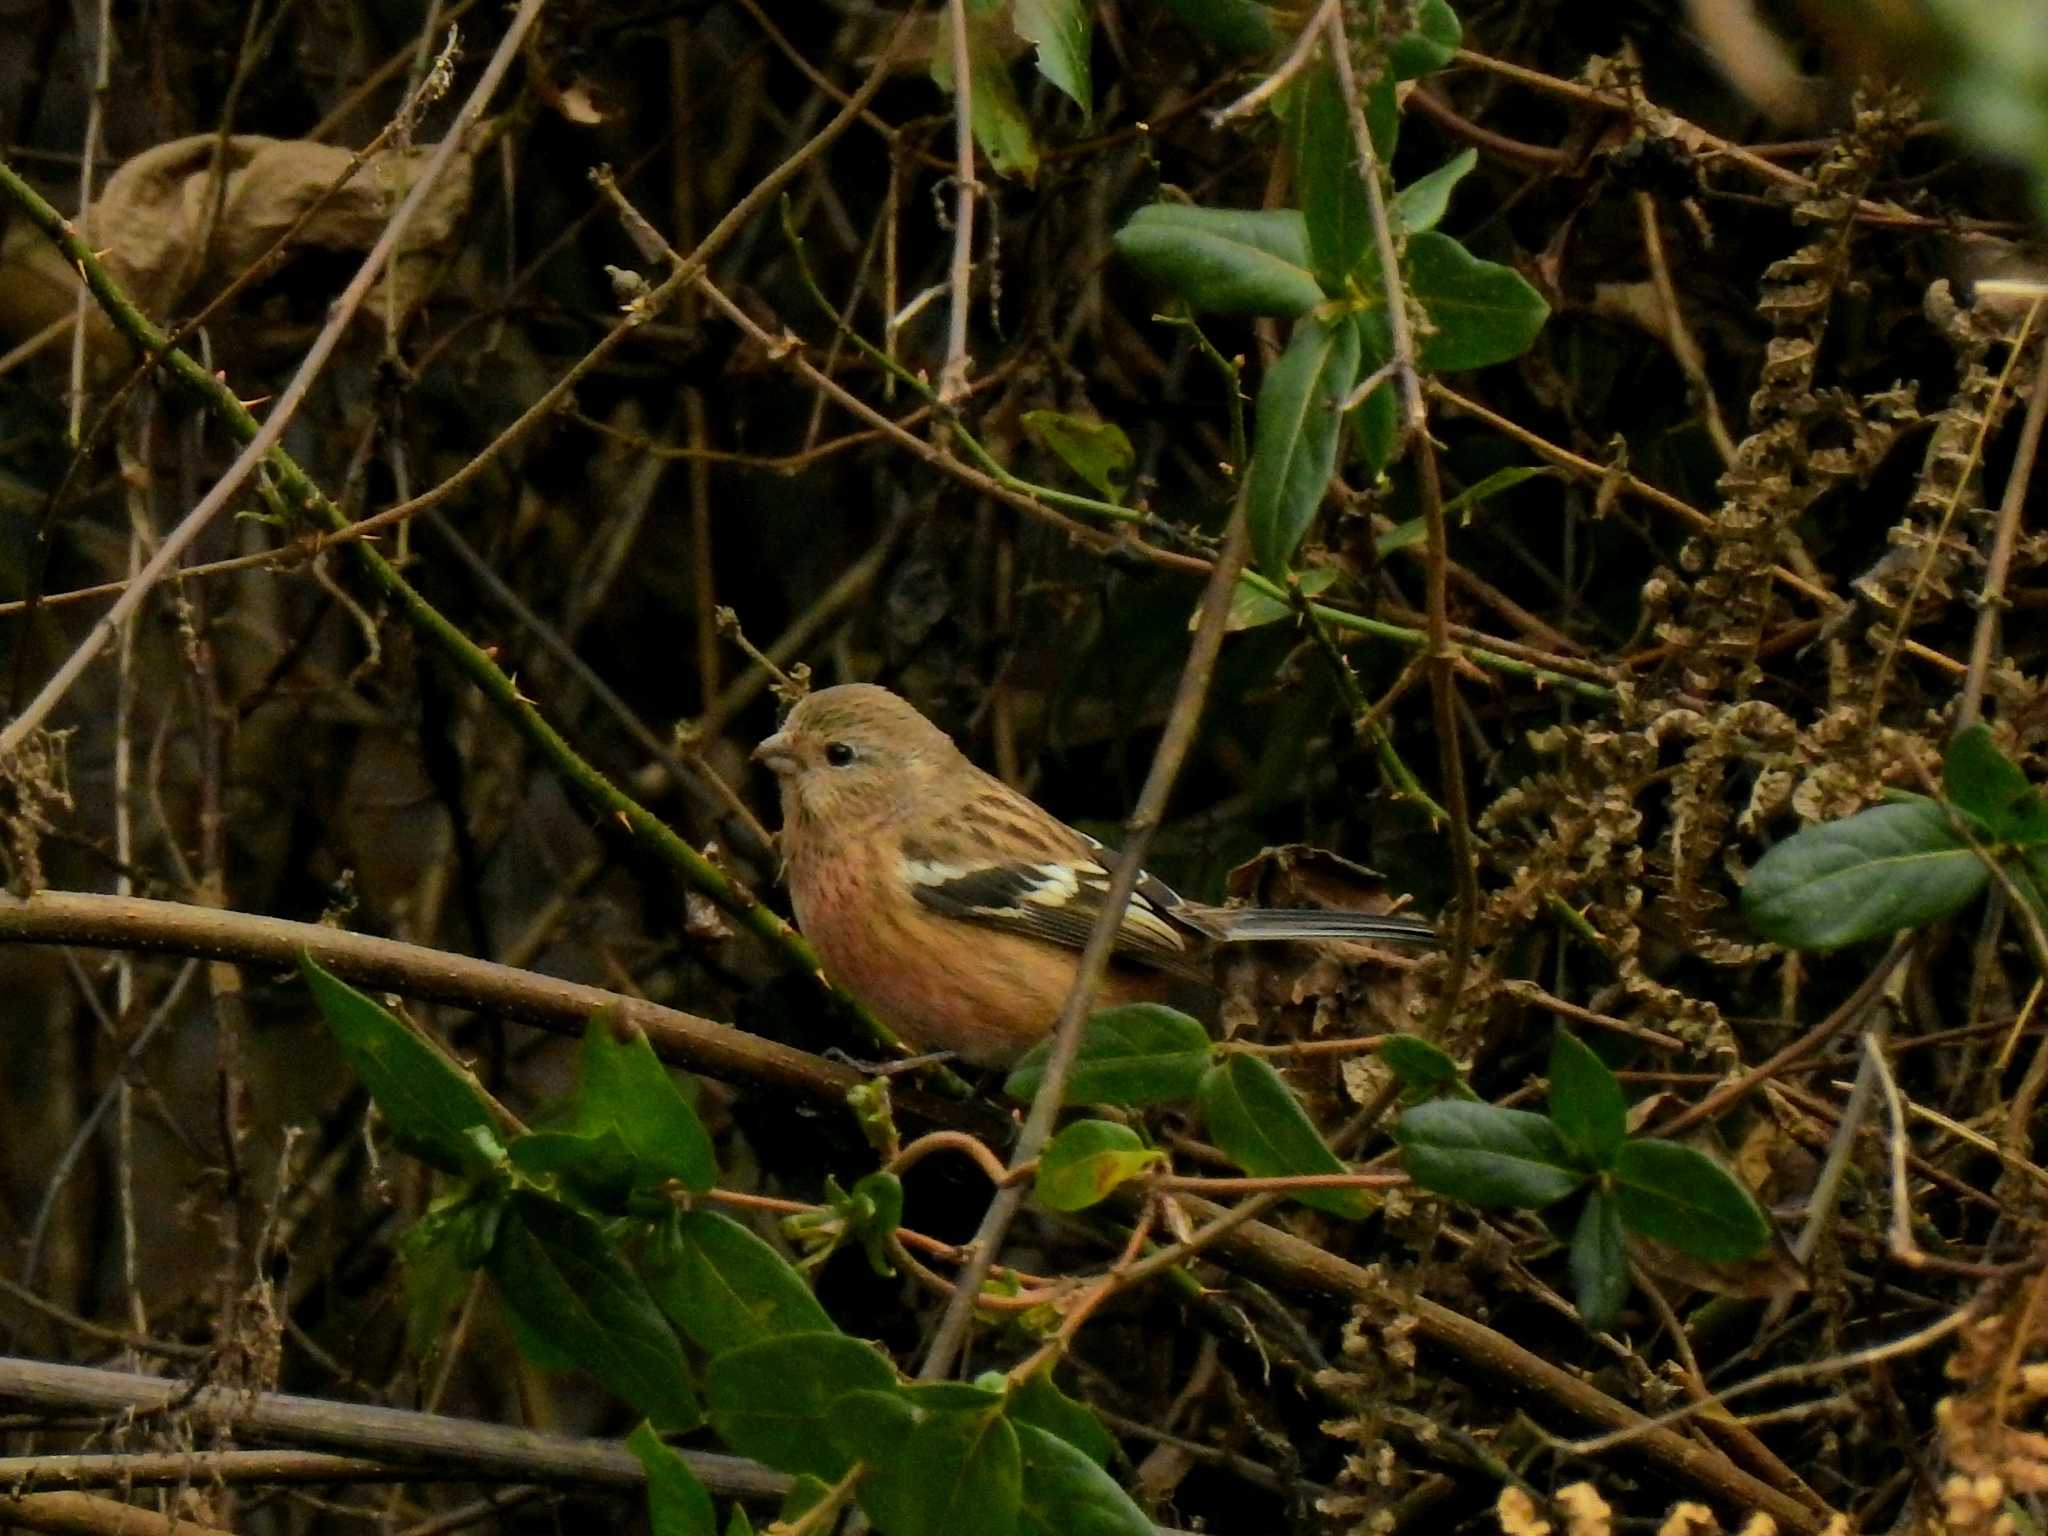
1112, 205, 1321, 317
1035, 1120, 1163, 1213
576, 1013, 716, 1193
1569, 1189, 1629, 1332
1612, 1140, 1770, 1262
1017, 1422, 1153, 1536
644, 1208, 835, 1357
1393, 149, 1477, 234
488, 1193, 700, 1433
1407, 232, 1549, 372
1742, 800, 1988, 950
1945, 724, 2048, 844
1014, 0, 1091, 112
301, 955, 501, 1176
706, 1332, 897, 1480
1197, 1053, 1367, 1218
1292, 54, 1369, 291
1160, 0, 1277, 51
1005, 1371, 1115, 1467
1247, 313, 1363, 575
858, 1405, 1022, 1536
1394, 1100, 1585, 1209
629, 1422, 716, 1536
1020, 410, 1132, 503
1548, 1029, 1626, 1170
1389, 0, 1462, 79
825, 1386, 921, 1469
932, 3, 1038, 182
1005, 1004, 1213, 1106
1375, 1034, 1464, 1094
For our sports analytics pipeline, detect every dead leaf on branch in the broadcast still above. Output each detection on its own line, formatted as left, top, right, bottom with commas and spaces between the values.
0, 123, 492, 362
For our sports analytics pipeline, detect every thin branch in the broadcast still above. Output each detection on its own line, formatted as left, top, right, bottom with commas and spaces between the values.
917, 492, 1257, 1383
0, 889, 997, 1132
1959, 300, 2048, 726
0, 1354, 787, 1499
939, 0, 976, 403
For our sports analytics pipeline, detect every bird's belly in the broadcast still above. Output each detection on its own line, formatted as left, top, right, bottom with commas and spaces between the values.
789, 854, 1166, 1067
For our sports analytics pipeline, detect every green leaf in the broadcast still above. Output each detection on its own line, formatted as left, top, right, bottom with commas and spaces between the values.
1111, 205, 1321, 317
1442, 465, 1553, 520
1406, 232, 1549, 372
1362, 67, 1399, 161
1742, 800, 1989, 950
1006, 1371, 1115, 1467
1548, 1029, 1626, 1170
630, 1423, 717, 1536
1197, 1052, 1367, 1218
1375, 1034, 1466, 1096
1014, 0, 1091, 112
1946, 724, 2048, 843
507, 1128, 638, 1208
705, 1332, 897, 1480
1569, 1189, 1629, 1332
1350, 308, 1399, 479
576, 1013, 717, 1193
1393, 149, 1477, 234
1389, 0, 1462, 79
1292, 54, 1369, 291
1247, 313, 1362, 575
401, 1198, 491, 1362
847, 1171, 905, 1276
1221, 566, 1339, 632
1160, 0, 1278, 52
1020, 410, 1132, 503
774, 1476, 834, 1531
725, 1508, 754, 1536
1017, 1421, 1153, 1536
1611, 1140, 1771, 1262
1393, 1100, 1586, 1209
300, 955, 501, 1177
859, 1405, 1023, 1536
1035, 1121, 1163, 1212
826, 1386, 922, 1470
488, 1192, 701, 1433
644, 1208, 836, 1357
932, 4, 1039, 182
1005, 1004, 1213, 1105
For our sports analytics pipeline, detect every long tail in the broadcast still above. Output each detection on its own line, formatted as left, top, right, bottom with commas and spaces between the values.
1205, 909, 1438, 945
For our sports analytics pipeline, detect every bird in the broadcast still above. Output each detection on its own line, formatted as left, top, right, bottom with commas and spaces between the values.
751, 683, 1438, 1067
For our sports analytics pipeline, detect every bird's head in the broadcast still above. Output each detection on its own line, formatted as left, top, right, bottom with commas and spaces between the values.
752, 684, 963, 840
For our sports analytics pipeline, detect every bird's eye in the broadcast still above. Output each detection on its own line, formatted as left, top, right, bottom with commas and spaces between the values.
824, 741, 856, 767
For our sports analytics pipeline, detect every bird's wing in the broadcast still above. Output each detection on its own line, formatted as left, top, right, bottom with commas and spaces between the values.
900, 780, 1204, 977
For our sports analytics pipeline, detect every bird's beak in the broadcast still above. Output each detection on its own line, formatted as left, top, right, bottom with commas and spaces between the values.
752, 731, 799, 776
